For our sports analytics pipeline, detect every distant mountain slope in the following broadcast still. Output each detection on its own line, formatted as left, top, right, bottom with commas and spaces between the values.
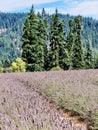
0, 12, 98, 67
0, 12, 27, 67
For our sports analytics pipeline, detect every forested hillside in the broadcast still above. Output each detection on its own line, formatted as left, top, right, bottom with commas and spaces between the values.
0, 11, 98, 67
0, 12, 26, 67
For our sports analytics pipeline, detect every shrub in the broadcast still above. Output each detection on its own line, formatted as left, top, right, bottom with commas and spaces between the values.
0, 67, 3, 73
10, 58, 26, 72
50, 66, 62, 71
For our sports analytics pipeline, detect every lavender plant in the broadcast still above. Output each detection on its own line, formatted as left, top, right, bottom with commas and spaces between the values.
0, 69, 98, 129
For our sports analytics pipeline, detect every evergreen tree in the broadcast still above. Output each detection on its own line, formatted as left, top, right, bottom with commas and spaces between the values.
94, 54, 98, 69
85, 39, 94, 69
49, 9, 60, 68
41, 8, 49, 70
41, 8, 48, 28
22, 5, 46, 71
67, 19, 75, 69
58, 20, 70, 70
22, 17, 30, 62
49, 9, 68, 69
67, 19, 75, 53
68, 16, 84, 69
36, 19, 46, 71
59, 48, 70, 70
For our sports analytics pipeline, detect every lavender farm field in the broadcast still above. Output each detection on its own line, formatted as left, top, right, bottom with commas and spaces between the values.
0, 70, 98, 129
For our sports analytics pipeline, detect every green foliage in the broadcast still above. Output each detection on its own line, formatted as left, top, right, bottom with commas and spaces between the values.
0, 9, 98, 70
10, 58, 26, 72
0, 12, 27, 67
82, 17, 98, 48
0, 66, 3, 72
49, 9, 68, 70
85, 39, 94, 69
68, 16, 84, 69
94, 53, 98, 69
41, 8, 49, 70
22, 5, 46, 71
59, 49, 70, 70
50, 66, 62, 71
49, 9, 60, 68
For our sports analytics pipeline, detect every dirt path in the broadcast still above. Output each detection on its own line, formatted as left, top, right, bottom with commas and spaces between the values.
0, 73, 87, 130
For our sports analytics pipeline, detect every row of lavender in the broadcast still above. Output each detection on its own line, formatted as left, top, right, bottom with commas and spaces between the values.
0, 73, 87, 130
15, 70, 98, 129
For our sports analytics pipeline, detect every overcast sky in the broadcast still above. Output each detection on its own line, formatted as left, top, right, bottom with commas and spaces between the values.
0, 0, 98, 19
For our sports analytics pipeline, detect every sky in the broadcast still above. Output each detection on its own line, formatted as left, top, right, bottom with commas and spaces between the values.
0, 0, 98, 19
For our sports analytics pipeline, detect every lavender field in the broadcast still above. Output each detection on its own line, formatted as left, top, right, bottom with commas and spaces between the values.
0, 70, 98, 130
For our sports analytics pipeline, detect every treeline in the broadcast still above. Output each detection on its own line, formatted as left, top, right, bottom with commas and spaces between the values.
22, 5, 97, 71
0, 8, 98, 69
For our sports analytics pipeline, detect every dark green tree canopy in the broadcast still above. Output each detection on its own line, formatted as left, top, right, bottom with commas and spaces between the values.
22, 5, 46, 71
68, 16, 84, 69
85, 39, 94, 69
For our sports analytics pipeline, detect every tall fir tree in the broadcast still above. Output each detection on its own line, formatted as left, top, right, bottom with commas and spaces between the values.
67, 19, 75, 69
58, 20, 70, 70
41, 8, 49, 70
49, 9, 60, 68
41, 8, 48, 29
22, 5, 46, 71
68, 16, 84, 69
49, 9, 69, 69
67, 19, 75, 53
37, 18, 47, 71
22, 16, 31, 66
85, 38, 94, 69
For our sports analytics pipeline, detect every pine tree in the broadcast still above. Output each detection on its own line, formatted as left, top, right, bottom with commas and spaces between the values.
58, 20, 70, 70
36, 19, 47, 71
59, 48, 70, 70
67, 19, 75, 53
85, 39, 94, 69
22, 5, 46, 71
41, 8, 48, 28
49, 9, 68, 69
41, 8, 49, 70
49, 9, 60, 68
22, 18, 30, 63
68, 16, 84, 69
